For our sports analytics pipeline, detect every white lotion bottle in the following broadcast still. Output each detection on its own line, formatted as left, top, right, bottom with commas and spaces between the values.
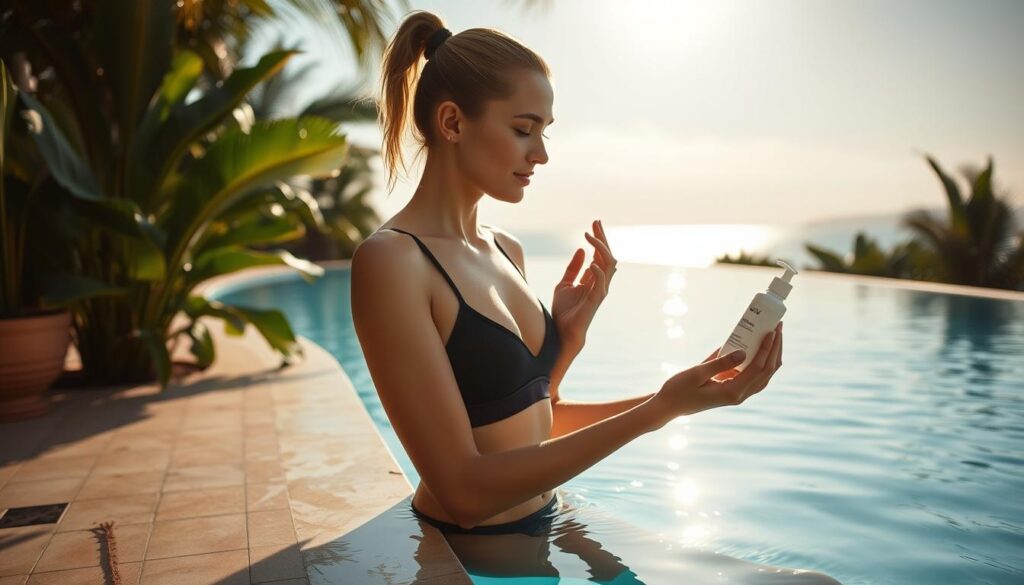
719, 260, 798, 372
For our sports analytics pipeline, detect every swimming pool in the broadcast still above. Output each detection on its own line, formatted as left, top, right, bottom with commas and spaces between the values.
216, 259, 1024, 584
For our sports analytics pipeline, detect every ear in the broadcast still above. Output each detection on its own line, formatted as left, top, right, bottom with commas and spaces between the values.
436, 100, 464, 141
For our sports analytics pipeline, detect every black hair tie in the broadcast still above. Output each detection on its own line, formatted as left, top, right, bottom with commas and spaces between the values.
425, 27, 452, 60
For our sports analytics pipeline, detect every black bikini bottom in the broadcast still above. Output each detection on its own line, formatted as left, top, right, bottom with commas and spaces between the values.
411, 492, 561, 536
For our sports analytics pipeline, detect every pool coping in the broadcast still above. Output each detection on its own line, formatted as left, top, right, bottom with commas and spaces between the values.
0, 264, 471, 584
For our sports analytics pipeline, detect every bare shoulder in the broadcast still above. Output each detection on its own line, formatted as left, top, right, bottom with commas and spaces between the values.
486, 225, 527, 278
352, 229, 428, 288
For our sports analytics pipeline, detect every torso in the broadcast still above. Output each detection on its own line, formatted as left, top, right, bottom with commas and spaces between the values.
376, 218, 556, 526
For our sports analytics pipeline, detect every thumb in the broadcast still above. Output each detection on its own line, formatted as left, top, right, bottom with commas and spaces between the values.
697, 349, 745, 380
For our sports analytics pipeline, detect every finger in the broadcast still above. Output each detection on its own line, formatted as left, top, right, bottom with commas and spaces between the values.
584, 230, 617, 270
589, 263, 607, 298
767, 322, 782, 370
729, 330, 776, 388
775, 323, 783, 370
698, 349, 746, 381
560, 248, 585, 286
703, 348, 721, 363
595, 219, 612, 252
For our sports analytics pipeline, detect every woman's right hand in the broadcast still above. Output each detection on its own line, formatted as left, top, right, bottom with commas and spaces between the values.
654, 322, 783, 419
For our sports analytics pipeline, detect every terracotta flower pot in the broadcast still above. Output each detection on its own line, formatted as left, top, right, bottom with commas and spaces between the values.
0, 309, 72, 422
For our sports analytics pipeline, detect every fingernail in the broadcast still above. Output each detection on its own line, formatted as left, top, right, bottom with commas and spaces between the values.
731, 350, 745, 363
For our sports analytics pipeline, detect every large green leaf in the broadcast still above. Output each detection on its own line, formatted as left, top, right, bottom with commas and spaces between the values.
134, 50, 298, 211
201, 213, 307, 251
161, 116, 348, 274
16, 90, 104, 201
16, 17, 113, 180
128, 50, 205, 201
17, 91, 167, 280
184, 296, 301, 357
39, 273, 130, 307
804, 243, 848, 273
138, 328, 171, 389
188, 246, 324, 286
925, 155, 967, 236
186, 321, 215, 369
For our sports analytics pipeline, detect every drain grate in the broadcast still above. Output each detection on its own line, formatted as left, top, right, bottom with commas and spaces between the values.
0, 503, 69, 528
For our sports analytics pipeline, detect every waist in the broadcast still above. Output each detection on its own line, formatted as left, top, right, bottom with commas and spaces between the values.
411, 491, 560, 535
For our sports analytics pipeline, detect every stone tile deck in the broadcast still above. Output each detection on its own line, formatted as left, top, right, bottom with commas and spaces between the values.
0, 266, 470, 584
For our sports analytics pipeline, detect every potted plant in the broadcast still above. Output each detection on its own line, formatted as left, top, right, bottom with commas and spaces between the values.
0, 60, 70, 421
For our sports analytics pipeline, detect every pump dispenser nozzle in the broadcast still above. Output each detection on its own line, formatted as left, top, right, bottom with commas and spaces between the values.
769, 260, 798, 300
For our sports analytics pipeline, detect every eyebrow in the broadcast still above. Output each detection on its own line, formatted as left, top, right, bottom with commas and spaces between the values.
513, 113, 554, 126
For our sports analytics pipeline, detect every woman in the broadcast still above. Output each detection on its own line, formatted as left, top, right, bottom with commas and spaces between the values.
351, 10, 840, 584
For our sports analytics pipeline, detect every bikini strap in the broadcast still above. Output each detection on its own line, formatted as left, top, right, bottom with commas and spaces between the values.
484, 225, 528, 283
381, 227, 466, 304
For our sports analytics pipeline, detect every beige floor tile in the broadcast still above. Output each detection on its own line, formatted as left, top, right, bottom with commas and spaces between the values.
76, 470, 165, 500
91, 448, 170, 476
162, 464, 244, 492
25, 562, 141, 585
0, 478, 82, 509
169, 445, 243, 469
34, 522, 151, 572
116, 417, 180, 435
105, 431, 177, 452
245, 460, 285, 483
180, 416, 242, 432
145, 514, 247, 559
9, 455, 99, 482
57, 493, 158, 532
257, 580, 307, 585
245, 444, 281, 461
247, 510, 297, 548
249, 544, 306, 584
0, 464, 19, 491
139, 549, 249, 585
35, 435, 113, 459
155, 486, 245, 521
246, 483, 290, 512
0, 525, 53, 577
177, 427, 241, 442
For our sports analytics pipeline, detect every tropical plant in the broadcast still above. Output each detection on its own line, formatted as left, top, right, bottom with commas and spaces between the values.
2, 2, 352, 387
900, 155, 1023, 290
802, 155, 1022, 291
715, 251, 785, 267
245, 52, 382, 260
0, 60, 25, 315
804, 232, 937, 280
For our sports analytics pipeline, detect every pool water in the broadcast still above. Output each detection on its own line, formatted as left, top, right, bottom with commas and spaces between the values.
217, 260, 1024, 584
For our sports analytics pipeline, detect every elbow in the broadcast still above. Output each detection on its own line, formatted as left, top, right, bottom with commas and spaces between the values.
442, 460, 485, 530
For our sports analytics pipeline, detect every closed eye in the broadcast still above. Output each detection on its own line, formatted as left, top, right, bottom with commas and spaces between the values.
515, 128, 551, 139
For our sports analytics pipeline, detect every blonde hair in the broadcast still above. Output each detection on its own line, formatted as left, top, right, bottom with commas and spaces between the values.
377, 10, 551, 193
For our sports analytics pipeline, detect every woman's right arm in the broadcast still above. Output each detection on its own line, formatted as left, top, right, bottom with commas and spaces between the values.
350, 234, 778, 529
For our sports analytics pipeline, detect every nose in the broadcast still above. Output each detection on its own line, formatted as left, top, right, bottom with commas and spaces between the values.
529, 140, 549, 166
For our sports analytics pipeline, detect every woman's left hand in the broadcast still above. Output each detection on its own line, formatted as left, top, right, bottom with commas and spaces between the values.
551, 219, 618, 353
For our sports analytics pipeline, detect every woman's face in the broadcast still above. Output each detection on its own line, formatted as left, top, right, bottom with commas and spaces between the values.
452, 69, 554, 202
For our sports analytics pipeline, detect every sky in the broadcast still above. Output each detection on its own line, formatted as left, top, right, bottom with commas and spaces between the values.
248, 0, 1024, 231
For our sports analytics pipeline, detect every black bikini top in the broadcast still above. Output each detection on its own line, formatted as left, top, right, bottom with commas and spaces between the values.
382, 226, 561, 427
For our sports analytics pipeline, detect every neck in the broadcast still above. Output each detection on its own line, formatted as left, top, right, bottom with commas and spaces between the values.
401, 150, 488, 246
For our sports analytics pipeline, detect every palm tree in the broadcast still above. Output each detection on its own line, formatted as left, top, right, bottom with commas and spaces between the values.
901, 155, 1023, 290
